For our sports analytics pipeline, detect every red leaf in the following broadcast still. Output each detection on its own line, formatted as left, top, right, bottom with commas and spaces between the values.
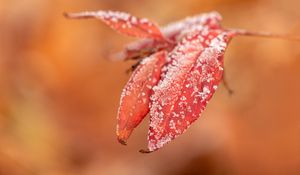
117, 51, 167, 144
66, 10, 298, 153
142, 30, 234, 152
115, 12, 222, 61
162, 11, 222, 41
65, 11, 165, 40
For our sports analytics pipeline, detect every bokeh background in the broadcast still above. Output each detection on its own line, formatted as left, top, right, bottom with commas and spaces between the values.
1, 0, 300, 174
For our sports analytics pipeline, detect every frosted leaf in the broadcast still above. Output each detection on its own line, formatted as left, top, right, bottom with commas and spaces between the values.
65, 10, 165, 40
115, 12, 222, 61
117, 51, 167, 144
145, 30, 233, 152
162, 11, 222, 41
67, 9, 286, 153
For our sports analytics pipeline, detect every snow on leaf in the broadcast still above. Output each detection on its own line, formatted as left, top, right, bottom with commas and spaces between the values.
65, 10, 165, 40
143, 30, 234, 152
117, 51, 167, 145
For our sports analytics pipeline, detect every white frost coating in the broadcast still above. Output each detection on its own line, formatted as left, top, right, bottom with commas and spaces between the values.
147, 30, 230, 151
131, 16, 137, 24
117, 51, 166, 138
162, 11, 222, 40
98, 10, 131, 21
151, 37, 200, 105
169, 120, 176, 130
114, 11, 224, 61
88, 10, 164, 39
148, 33, 205, 144
203, 86, 211, 94
162, 12, 222, 34
140, 18, 150, 24
149, 135, 172, 151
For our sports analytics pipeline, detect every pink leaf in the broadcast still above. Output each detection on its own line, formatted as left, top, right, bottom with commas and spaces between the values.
117, 51, 167, 144
142, 30, 234, 152
65, 11, 165, 40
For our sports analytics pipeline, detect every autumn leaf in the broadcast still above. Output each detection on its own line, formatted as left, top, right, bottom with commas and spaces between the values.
115, 11, 223, 61
65, 10, 299, 153
64, 10, 165, 40
117, 51, 167, 145
142, 30, 234, 152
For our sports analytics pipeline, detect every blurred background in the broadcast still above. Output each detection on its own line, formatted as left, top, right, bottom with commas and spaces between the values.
0, 0, 300, 174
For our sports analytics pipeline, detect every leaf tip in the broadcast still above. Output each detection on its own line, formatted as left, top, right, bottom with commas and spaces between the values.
63, 12, 70, 18
139, 149, 152, 153
117, 137, 128, 145
116, 128, 133, 146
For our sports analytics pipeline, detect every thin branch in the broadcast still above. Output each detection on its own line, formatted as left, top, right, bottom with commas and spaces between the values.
228, 28, 300, 42
63, 11, 99, 19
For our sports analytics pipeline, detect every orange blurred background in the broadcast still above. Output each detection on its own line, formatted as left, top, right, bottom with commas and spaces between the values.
0, 0, 300, 175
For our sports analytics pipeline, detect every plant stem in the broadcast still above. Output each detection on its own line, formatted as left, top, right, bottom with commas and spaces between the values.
229, 29, 300, 42
63, 11, 99, 19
